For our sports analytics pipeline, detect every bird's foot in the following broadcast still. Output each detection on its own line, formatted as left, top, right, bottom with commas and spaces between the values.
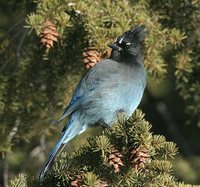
98, 118, 110, 129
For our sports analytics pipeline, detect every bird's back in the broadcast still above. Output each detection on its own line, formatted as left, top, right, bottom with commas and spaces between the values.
78, 59, 146, 126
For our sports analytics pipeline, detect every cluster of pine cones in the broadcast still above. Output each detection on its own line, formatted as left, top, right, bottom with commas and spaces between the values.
70, 146, 149, 187
39, 20, 111, 68
107, 147, 149, 173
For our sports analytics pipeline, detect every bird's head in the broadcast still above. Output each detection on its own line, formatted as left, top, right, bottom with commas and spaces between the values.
109, 25, 147, 58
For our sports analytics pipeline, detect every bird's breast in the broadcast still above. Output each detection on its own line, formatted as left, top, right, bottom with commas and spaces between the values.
82, 62, 146, 126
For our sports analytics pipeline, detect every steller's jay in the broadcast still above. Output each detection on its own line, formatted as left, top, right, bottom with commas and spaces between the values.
39, 25, 147, 180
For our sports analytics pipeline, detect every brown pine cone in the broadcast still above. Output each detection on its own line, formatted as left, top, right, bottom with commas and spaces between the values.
82, 47, 112, 69
82, 47, 101, 69
70, 174, 83, 187
130, 146, 149, 170
108, 149, 124, 173
98, 180, 108, 187
39, 20, 59, 49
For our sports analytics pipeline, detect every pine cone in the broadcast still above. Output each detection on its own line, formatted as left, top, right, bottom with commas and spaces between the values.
39, 20, 59, 49
82, 47, 112, 69
108, 149, 124, 173
98, 180, 108, 187
130, 146, 149, 170
70, 174, 83, 187
82, 47, 101, 69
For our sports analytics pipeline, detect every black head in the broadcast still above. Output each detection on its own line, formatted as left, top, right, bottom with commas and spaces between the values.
109, 25, 147, 58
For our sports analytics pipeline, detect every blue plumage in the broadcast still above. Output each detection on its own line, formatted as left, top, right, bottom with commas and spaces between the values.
39, 25, 147, 180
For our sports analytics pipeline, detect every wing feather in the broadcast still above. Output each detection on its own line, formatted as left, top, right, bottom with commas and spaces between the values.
57, 59, 118, 124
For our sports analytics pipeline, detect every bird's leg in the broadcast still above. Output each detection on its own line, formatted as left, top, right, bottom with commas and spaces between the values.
98, 118, 110, 129
116, 109, 129, 122
116, 109, 128, 117
117, 109, 126, 113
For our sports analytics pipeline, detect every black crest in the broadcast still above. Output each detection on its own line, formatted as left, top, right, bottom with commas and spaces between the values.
117, 25, 147, 44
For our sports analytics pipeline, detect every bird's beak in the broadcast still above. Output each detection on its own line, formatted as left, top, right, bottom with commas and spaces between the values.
108, 43, 122, 51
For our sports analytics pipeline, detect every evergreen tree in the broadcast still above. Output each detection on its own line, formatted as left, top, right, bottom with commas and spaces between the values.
0, 0, 199, 186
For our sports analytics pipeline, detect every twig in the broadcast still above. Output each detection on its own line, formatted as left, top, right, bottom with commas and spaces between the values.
3, 153, 8, 187
7, 117, 20, 143
16, 29, 28, 59
8, 18, 25, 33
30, 134, 46, 158
146, 88, 194, 156
155, 101, 194, 156
3, 117, 21, 186
20, 134, 46, 171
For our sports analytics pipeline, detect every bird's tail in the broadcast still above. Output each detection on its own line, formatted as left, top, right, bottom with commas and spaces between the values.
39, 112, 82, 181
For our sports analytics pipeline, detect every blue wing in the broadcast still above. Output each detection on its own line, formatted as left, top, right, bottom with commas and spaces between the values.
56, 96, 83, 124
57, 59, 118, 124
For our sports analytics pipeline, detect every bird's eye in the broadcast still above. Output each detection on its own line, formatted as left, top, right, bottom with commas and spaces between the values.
125, 43, 131, 49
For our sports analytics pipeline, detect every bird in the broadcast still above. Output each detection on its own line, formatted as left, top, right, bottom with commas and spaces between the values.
39, 25, 147, 180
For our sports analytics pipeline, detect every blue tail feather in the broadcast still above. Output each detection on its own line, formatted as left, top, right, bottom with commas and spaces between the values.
39, 133, 67, 180
39, 113, 82, 181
